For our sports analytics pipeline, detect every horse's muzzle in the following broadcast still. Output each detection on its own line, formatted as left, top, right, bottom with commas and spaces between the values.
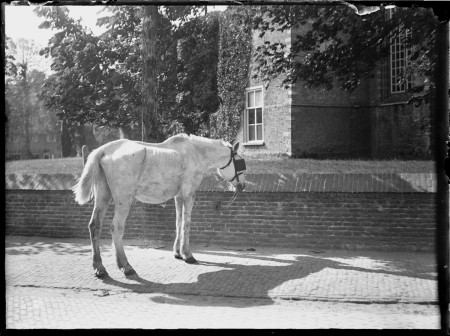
236, 183, 245, 192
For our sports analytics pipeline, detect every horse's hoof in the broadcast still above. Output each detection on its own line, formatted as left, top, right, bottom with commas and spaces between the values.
174, 254, 183, 260
184, 256, 197, 264
122, 266, 137, 276
124, 268, 137, 276
94, 268, 108, 278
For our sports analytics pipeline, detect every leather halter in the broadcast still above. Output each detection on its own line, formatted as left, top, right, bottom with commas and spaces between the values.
219, 147, 246, 184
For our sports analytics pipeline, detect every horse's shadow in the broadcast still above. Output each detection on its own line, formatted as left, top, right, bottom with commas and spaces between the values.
98, 250, 436, 308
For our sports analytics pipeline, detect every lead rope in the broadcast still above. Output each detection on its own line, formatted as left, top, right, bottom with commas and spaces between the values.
215, 190, 239, 214
225, 191, 239, 208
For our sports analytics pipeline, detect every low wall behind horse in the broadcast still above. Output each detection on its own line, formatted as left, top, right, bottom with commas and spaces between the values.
5, 173, 437, 252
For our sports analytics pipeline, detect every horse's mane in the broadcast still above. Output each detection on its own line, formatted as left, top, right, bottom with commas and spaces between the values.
166, 133, 230, 163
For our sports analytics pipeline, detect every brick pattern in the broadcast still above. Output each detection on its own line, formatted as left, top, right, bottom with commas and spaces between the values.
5, 173, 437, 193
372, 104, 432, 159
5, 189, 436, 252
291, 106, 372, 159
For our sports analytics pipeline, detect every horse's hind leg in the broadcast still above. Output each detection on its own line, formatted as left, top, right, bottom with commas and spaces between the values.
89, 182, 111, 278
180, 196, 197, 264
110, 200, 135, 276
173, 196, 183, 260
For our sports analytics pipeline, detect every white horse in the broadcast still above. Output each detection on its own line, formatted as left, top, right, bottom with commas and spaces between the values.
72, 134, 246, 278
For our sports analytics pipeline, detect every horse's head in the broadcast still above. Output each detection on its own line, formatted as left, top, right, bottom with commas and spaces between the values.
218, 142, 246, 192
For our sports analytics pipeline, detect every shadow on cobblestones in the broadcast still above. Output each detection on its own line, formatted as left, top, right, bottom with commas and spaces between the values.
201, 250, 437, 281
94, 253, 436, 307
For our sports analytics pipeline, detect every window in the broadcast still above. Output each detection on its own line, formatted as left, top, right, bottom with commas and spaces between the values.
245, 86, 264, 143
46, 134, 57, 143
387, 7, 412, 94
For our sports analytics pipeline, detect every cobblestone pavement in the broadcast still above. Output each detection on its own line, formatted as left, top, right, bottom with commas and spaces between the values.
5, 236, 441, 329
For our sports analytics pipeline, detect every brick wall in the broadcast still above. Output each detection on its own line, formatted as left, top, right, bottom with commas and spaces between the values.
5, 173, 437, 252
5, 189, 436, 252
371, 103, 432, 159
291, 106, 372, 158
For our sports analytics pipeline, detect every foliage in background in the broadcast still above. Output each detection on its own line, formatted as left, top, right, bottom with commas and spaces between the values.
209, 7, 252, 142
35, 6, 210, 145
5, 38, 60, 159
168, 11, 220, 137
35, 7, 102, 155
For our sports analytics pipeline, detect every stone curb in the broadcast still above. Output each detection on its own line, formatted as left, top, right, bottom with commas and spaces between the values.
5, 172, 437, 193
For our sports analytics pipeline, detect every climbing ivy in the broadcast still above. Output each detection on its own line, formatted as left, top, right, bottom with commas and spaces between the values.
167, 12, 220, 136
209, 7, 252, 143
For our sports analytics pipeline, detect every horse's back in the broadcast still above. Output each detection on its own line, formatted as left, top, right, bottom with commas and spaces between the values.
99, 139, 185, 203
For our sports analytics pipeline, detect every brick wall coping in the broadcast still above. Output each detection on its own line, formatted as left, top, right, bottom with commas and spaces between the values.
5, 173, 437, 193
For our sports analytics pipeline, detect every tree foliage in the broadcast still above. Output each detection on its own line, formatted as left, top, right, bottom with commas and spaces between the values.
5, 38, 59, 159
170, 11, 221, 136
35, 5, 211, 143
6, 67, 60, 157
36, 7, 124, 127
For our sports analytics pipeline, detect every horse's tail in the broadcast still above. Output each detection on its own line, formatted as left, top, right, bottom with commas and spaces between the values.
72, 146, 105, 205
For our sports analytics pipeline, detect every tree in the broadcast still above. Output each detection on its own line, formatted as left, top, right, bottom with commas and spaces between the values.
250, 5, 439, 104
95, 6, 144, 140
6, 65, 60, 158
6, 38, 43, 159
35, 6, 101, 155
37, 5, 207, 145
140, 5, 205, 141
169, 11, 220, 136
142, 6, 160, 142
96, 6, 206, 142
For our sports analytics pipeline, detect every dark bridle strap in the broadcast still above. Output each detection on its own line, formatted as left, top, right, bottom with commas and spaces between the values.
219, 148, 234, 170
219, 147, 245, 184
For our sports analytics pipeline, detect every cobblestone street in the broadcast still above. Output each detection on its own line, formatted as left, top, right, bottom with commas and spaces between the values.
5, 236, 441, 329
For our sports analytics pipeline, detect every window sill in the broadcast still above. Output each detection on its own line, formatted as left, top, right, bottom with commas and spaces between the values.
243, 141, 265, 146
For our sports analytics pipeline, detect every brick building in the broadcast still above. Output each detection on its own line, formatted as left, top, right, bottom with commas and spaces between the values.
234, 8, 434, 159
6, 130, 62, 161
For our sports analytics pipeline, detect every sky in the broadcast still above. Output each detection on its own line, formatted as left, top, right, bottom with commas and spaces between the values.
5, 5, 108, 73
5, 5, 107, 47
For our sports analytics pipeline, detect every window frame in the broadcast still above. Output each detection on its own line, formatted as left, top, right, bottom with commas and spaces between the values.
46, 134, 57, 143
244, 85, 264, 145
387, 7, 413, 94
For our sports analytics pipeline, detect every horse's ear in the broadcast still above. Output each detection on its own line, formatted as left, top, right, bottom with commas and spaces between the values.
233, 142, 240, 152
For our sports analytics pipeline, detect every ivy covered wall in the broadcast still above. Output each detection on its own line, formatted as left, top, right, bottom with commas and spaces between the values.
209, 8, 252, 143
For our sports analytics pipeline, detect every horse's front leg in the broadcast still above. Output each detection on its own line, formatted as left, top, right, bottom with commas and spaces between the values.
110, 200, 136, 276
180, 196, 197, 264
173, 196, 183, 260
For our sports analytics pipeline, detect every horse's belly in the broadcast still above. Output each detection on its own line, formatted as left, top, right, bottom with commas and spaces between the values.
135, 180, 180, 204
135, 147, 184, 203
